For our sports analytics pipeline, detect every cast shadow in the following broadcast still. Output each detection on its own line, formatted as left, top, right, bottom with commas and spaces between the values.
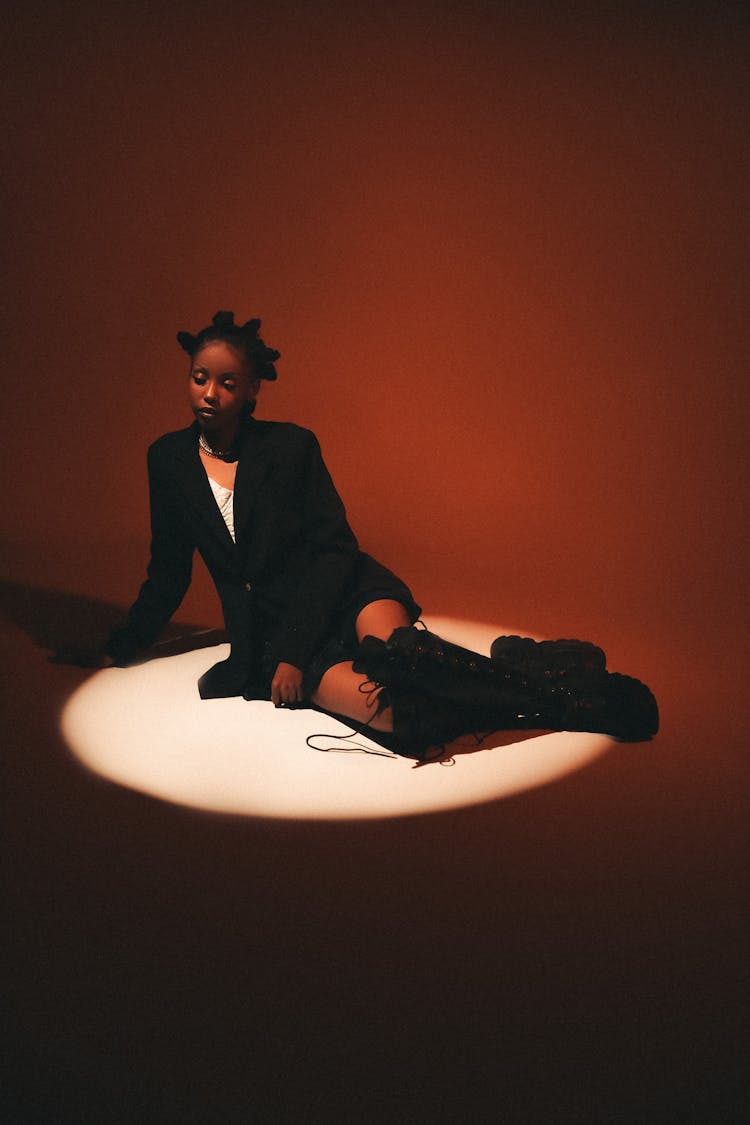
419, 727, 547, 766
0, 580, 226, 662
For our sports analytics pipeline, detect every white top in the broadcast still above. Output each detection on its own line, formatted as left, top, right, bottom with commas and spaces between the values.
208, 477, 236, 543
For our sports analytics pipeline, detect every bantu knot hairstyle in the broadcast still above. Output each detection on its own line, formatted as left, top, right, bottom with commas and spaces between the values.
177, 310, 280, 381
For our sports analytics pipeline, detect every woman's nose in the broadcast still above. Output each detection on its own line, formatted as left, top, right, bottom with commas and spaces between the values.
203, 382, 219, 404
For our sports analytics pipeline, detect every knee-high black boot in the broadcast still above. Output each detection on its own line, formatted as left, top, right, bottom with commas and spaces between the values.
353, 626, 658, 751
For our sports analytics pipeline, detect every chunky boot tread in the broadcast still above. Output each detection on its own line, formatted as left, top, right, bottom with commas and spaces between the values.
491, 635, 607, 678
556, 672, 659, 742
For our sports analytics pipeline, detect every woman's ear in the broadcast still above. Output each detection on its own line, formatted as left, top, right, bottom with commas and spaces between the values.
248, 377, 261, 402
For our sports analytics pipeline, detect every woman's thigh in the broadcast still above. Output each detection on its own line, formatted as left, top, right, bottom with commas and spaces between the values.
311, 661, 393, 731
355, 598, 411, 642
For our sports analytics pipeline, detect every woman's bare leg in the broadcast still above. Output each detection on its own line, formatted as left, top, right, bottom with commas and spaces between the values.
311, 660, 393, 730
310, 600, 412, 732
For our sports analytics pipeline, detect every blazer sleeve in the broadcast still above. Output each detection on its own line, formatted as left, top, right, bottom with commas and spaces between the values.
106, 443, 195, 664
270, 431, 359, 670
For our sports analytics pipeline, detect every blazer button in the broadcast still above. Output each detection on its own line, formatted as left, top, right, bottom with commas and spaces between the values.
244, 582, 252, 592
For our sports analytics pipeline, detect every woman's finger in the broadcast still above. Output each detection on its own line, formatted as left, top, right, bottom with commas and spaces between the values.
272, 670, 303, 707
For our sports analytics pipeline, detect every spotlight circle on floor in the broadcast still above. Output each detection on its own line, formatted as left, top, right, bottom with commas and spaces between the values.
60, 616, 611, 820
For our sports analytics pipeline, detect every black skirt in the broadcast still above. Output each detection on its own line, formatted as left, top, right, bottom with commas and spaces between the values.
199, 552, 421, 700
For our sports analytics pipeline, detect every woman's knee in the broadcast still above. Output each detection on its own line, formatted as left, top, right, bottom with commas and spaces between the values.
355, 599, 411, 642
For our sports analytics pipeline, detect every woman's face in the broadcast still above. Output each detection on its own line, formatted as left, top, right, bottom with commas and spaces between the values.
188, 341, 260, 435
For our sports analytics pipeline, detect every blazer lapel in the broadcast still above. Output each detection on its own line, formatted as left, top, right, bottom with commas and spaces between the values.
172, 424, 236, 550
233, 420, 274, 546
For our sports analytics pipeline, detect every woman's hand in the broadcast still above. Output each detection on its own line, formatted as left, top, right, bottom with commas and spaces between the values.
271, 662, 304, 708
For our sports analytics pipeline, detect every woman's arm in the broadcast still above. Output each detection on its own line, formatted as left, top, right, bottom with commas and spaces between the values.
106, 443, 195, 664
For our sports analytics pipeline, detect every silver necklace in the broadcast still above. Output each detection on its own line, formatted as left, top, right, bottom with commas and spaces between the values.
198, 432, 232, 459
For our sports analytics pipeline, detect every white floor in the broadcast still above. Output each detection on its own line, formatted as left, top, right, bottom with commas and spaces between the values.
61, 616, 611, 820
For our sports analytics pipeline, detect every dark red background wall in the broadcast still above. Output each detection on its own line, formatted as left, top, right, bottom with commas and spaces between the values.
3, 2, 748, 676
3, 6, 749, 1121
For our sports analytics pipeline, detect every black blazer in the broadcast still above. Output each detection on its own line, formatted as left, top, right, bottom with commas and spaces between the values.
107, 419, 413, 695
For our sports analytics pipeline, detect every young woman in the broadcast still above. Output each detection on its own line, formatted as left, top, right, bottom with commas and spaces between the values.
105, 311, 658, 759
